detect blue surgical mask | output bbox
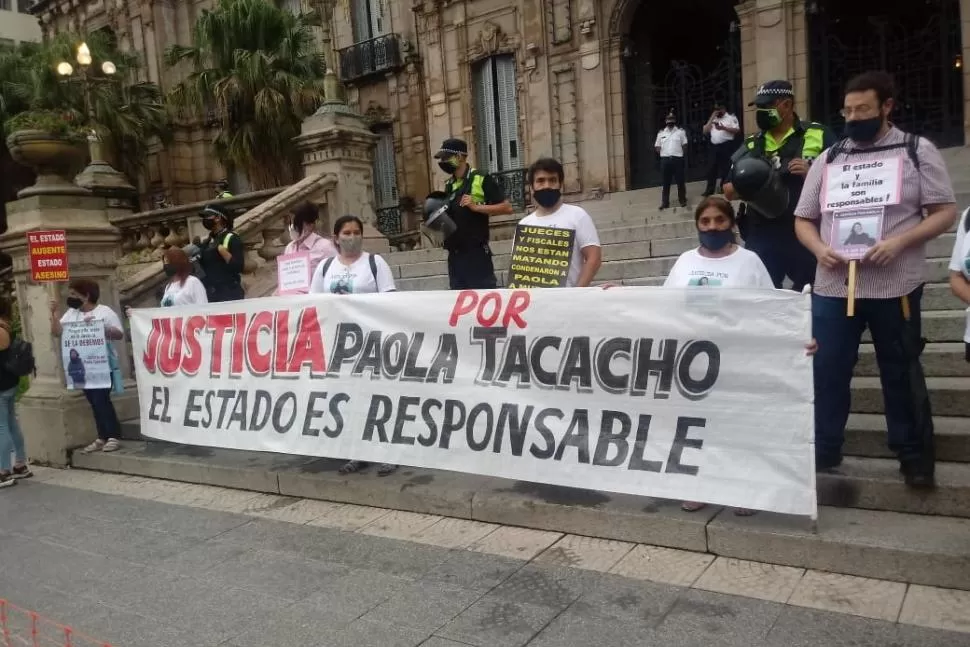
[698,229,734,251]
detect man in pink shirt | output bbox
[794,71,957,488]
[277,202,337,294]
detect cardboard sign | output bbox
[822,156,903,211]
[507,224,576,288]
[830,207,884,261]
[61,319,111,390]
[276,252,312,295]
[27,230,68,282]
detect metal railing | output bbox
[492,168,529,210]
[338,34,403,82]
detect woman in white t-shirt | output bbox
[607,196,816,515]
[50,279,126,453]
[947,206,970,360]
[159,247,209,307]
[309,214,397,476]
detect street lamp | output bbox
[55,41,134,196]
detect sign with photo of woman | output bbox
[830,207,884,260]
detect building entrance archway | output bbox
[807,0,964,148]
[622,0,741,190]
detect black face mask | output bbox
[755,108,782,131]
[438,160,458,174]
[844,117,883,143]
[163,264,177,277]
[533,188,561,209]
[66,296,83,310]
[698,229,734,251]
[202,216,217,231]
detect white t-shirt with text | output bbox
[664,246,774,289]
[309,252,396,295]
[161,275,209,307]
[60,304,124,332]
[518,203,601,287]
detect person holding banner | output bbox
[309,215,398,475]
[794,71,957,487]
[276,202,336,295]
[514,157,602,287]
[0,298,31,488]
[50,280,126,454]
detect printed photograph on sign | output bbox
[507,224,576,288]
[822,156,903,212]
[61,319,111,390]
[830,207,884,260]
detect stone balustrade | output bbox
[118,172,339,308]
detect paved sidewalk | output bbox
[0,471,967,647]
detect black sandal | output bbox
[377,463,398,477]
[339,460,368,475]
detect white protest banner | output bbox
[131,288,817,517]
[62,319,111,390]
[822,156,903,211]
[276,251,312,295]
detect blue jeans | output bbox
[812,285,927,467]
[84,388,120,441]
[0,386,25,472]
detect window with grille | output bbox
[351,0,384,43]
[473,54,521,173]
[372,127,398,209]
[0,0,12,12]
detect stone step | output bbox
[817,456,970,517]
[845,413,970,462]
[858,308,964,343]
[856,342,970,377]
[707,505,970,591]
[70,440,970,590]
[851,376,970,417]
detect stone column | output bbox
[295,75,389,253]
[735,0,809,133]
[0,191,138,467]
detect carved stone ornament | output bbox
[363,102,393,126]
[479,21,503,56]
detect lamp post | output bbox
[56,42,135,196]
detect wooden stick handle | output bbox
[901,294,911,321]
[847,260,858,317]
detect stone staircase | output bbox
[74,153,970,591]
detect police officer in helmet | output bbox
[723,80,836,290]
[198,204,245,302]
[434,138,513,289]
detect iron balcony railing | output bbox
[338,34,403,83]
[376,206,403,236]
[492,168,529,210]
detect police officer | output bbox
[723,80,836,290]
[215,180,233,200]
[434,138,513,289]
[198,205,245,302]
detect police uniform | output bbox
[198,207,245,302]
[728,81,836,290]
[435,138,506,290]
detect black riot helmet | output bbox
[731,157,790,220]
[423,191,458,238]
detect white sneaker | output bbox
[81,439,105,454]
[0,474,16,489]
[102,438,121,452]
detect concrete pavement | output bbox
[0,469,967,647]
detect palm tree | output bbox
[165,0,327,190]
[0,42,40,233]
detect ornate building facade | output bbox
[28,0,970,230]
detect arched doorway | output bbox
[622,0,742,190]
[807,0,964,148]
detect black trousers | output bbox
[447,245,498,290]
[660,157,686,206]
[84,388,120,441]
[209,282,245,303]
[705,141,735,193]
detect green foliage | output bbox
[165,0,327,189]
[9,300,28,400]
[4,109,87,143]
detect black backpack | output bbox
[0,323,36,378]
[825,132,921,169]
[319,254,381,291]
